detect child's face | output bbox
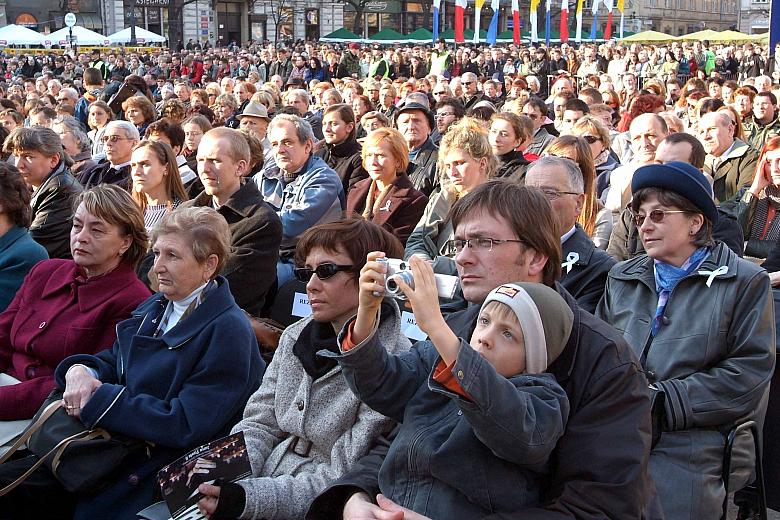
[470,305,526,378]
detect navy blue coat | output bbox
[55,276,265,520]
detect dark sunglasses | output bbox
[582,135,601,144]
[293,263,354,282]
[630,209,687,227]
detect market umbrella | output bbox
[715,30,754,43]
[107,27,166,44]
[677,29,722,41]
[406,28,434,43]
[368,28,407,43]
[320,28,362,42]
[45,26,109,46]
[0,24,44,46]
[619,30,676,43]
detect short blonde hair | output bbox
[361,127,409,174]
[202,127,250,164]
[439,117,498,179]
[150,206,231,277]
[571,115,611,146]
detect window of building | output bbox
[278,6,293,40]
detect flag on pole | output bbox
[574,0,584,42]
[432,0,441,42]
[604,0,613,40]
[589,0,600,41]
[512,0,521,44]
[487,0,500,44]
[545,0,551,45]
[530,0,540,42]
[560,0,569,42]
[455,0,466,42]
[474,0,486,43]
[617,0,625,39]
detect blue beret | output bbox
[631,161,718,224]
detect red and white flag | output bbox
[455,0,467,42]
[560,0,569,42]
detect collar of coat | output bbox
[126,276,234,348]
[608,241,738,290]
[706,138,751,167]
[40,260,145,314]
[190,179,264,219]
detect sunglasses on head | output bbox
[293,263,354,282]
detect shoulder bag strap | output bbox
[0,399,62,466]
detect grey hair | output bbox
[287,89,310,106]
[528,155,584,194]
[59,88,79,103]
[526,76,541,87]
[52,116,91,153]
[105,120,141,141]
[268,113,315,144]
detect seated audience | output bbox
[80,120,140,189]
[318,104,367,192]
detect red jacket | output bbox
[0,259,150,420]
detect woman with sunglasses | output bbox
[597,161,774,520]
[571,116,620,202]
[196,217,411,520]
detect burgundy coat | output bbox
[346,174,428,246]
[0,259,150,420]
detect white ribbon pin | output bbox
[380,200,392,212]
[561,252,579,274]
[697,265,728,287]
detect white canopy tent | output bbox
[44,26,109,46]
[107,27,166,44]
[0,24,44,46]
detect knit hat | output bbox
[478,283,573,374]
[631,160,719,224]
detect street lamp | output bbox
[130,0,138,46]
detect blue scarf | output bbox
[651,247,710,336]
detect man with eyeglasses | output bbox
[80,121,139,190]
[608,132,744,261]
[526,156,615,312]
[459,72,484,112]
[523,98,556,156]
[431,99,464,146]
[307,180,659,520]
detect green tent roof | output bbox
[369,28,406,41]
[406,28,434,42]
[320,28,361,41]
[496,29,516,41]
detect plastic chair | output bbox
[721,420,767,520]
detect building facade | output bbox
[737,0,770,34]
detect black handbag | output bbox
[0,389,146,495]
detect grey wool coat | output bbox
[231,301,412,519]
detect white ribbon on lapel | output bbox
[697,265,728,287]
[561,252,579,274]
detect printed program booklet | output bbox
[154,432,252,520]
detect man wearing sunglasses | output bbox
[80,121,139,189]
[608,132,744,262]
[308,180,660,520]
[459,72,484,112]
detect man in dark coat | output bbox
[394,102,439,197]
[526,156,615,313]
[306,180,661,520]
[181,127,282,317]
[79,121,139,189]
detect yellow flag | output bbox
[476,0,486,7]
[531,0,540,11]
[617,0,624,11]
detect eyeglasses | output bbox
[293,263,354,282]
[582,135,601,144]
[462,81,473,86]
[523,112,539,120]
[433,91,447,96]
[630,209,687,227]
[443,238,525,256]
[435,112,455,118]
[540,188,581,200]
[100,135,133,144]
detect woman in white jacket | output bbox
[197,218,412,520]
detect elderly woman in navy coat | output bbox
[0,206,265,520]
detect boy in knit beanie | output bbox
[333,276,573,518]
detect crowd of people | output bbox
[0,34,778,520]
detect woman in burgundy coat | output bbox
[347,127,428,246]
[0,185,150,424]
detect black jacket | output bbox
[316,136,367,193]
[30,162,83,259]
[408,137,439,197]
[559,225,616,314]
[181,181,282,316]
[80,160,131,190]
[495,150,530,183]
[307,285,659,520]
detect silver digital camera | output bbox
[377,258,459,300]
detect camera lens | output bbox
[385,271,414,297]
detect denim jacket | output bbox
[257,154,345,254]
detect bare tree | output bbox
[258,0,294,45]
